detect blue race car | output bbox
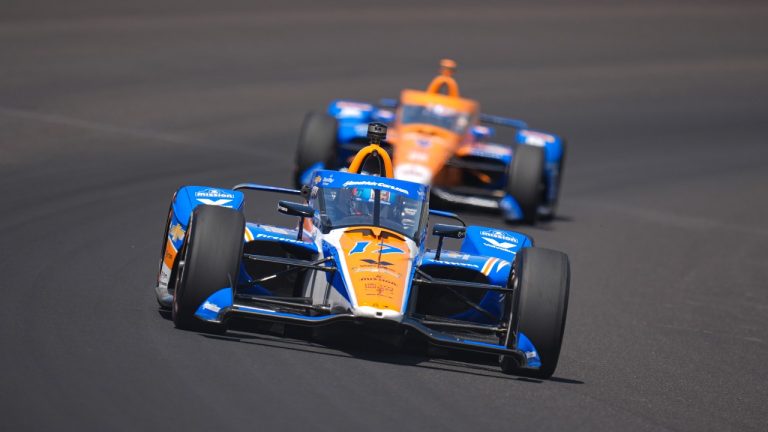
[157,123,571,377]
[294,60,567,224]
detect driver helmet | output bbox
[346,188,395,216]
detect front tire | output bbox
[172,205,245,333]
[501,247,570,378]
[155,204,176,309]
[506,144,545,224]
[294,112,338,188]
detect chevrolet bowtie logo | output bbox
[169,223,185,242]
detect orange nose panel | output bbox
[339,228,411,312]
[392,127,461,180]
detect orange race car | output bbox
[294,60,567,224]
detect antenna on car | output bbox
[347,123,394,178]
[439,58,457,77]
[426,58,460,97]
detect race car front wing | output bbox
[193,253,530,368]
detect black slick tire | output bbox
[172,205,245,333]
[506,144,545,224]
[541,138,568,221]
[501,247,570,379]
[294,112,338,188]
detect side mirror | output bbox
[433,224,466,239]
[278,201,314,218]
[278,201,314,240]
[432,224,466,260]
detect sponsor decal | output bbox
[525,351,537,359]
[442,251,471,261]
[260,225,292,235]
[339,107,363,117]
[341,180,409,196]
[313,175,322,185]
[469,143,511,158]
[255,233,305,244]
[480,230,519,252]
[359,276,398,285]
[435,260,480,269]
[480,229,518,242]
[520,130,555,147]
[195,188,235,199]
[336,101,372,119]
[158,265,171,287]
[360,276,398,293]
[202,301,221,313]
[352,266,402,279]
[364,283,393,298]
[337,101,373,110]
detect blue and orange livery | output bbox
[155,125,571,378]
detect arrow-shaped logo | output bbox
[197,198,233,207]
[483,237,516,249]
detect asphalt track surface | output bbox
[2,1,767,430]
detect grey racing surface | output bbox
[1,1,767,430]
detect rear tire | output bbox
[541,138,568,221]
[500,247,570,378]
[172,205,245,333]
[294,112,338,188]
[506,144,545,224]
